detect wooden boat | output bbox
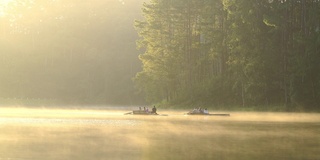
[124,110,162,115]
[186,112,230,116]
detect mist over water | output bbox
[0,107,319,160]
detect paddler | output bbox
[151,106,157,114]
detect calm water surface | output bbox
[0,108,319,160]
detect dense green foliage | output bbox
[0,0,146,105]
[135,0,320,110]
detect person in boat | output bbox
[151,106,157,114]
[203,108,209,114]
[191,108,200,114]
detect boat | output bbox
[124,110,168,116]
[124,110,158,115]
[124,106,167,116]
[186,112,230,116]
[185,109,230,116]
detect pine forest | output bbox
[134,0,320,110]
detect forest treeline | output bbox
[0,0,146,105]
[135,0,320,110]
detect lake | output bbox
[0,107,319,160]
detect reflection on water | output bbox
[0,117,140,126]
[0,108,319,160]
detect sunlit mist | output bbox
[0,108,320,160]
[0,0,145,105]
[0,0,13,17]
[0,0,320,159]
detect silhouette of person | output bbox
[152,106,157,114]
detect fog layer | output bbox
[1,108,319,160]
